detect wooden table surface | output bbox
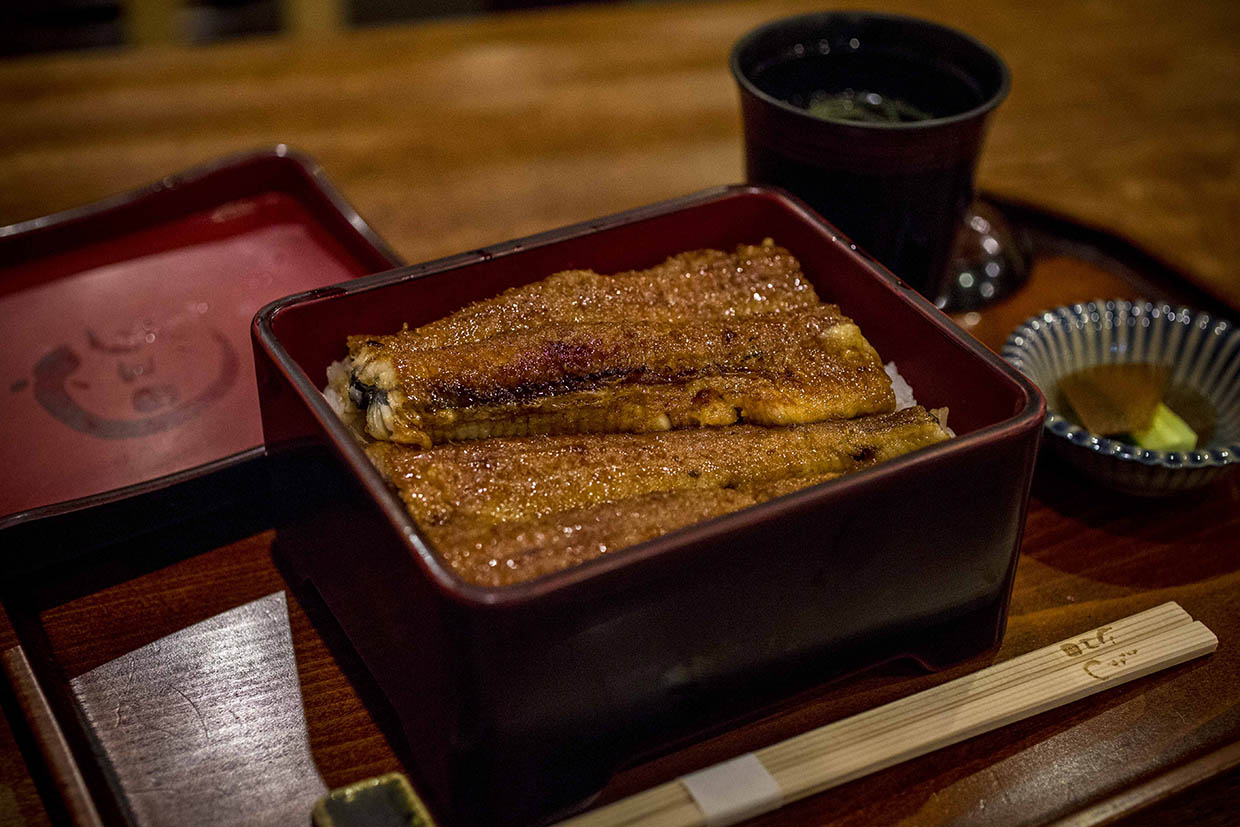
[2,1,1239,825]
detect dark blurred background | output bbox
[0,0,593,56]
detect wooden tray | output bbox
[2,197,1238,827]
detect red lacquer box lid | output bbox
[0,147,401,568]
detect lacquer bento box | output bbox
[251,185,1044,825]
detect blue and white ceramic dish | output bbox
[1003,300,1239,496]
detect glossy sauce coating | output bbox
[336,244,952,586]
[367,406,947,525]
[349,242,820,352]
[336,242,893,446]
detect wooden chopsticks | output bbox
[560,602,1216,827]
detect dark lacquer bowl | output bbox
[252,185,1044,825]
[1003,300,1239,496]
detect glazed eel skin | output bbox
[362,243,820,351]
[428,482,839,588]
[329,242,953,586]
[366,406,951,586]
[330,243,894,447]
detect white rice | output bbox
[885,362,916,411]
[323,358,351,418]
[886,361,954,436]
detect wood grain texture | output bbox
[0,0,1236,307]
[14,450,1240,827]
[1109,760,1240,827]
[566,605,1218,827]
[1,648,102,827]
[68,593,326,827]
[27,534,403,792]
[0,603,54,827]
[1052,740,1240,826]
[2,0,1239,824]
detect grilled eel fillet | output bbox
[428,476,843,587]
[340,304,894,446]
[353,242,819,352]
[328,242,881,447]
[368,406,950,586]
[365,406,950,529]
